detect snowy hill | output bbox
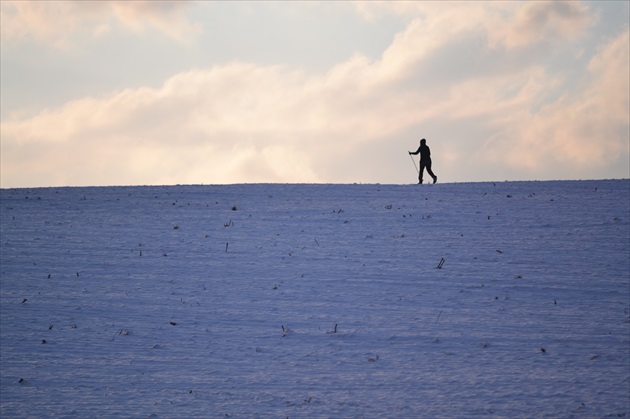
[1,180,629,418]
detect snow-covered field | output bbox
[1,180,628,418]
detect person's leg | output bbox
[425,160,437,183]
[419,161,426,184]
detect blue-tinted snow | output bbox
[1,180,629,417]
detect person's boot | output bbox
[433,176,437,184]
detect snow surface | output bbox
[1,180,629,418]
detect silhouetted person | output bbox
[409,138,437,184]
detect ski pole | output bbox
[409,154,419,174]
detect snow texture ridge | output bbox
[1,180,629,418]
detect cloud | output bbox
[482,29,629,177]
[109,1,202,43]
[0,0,200,48]
[489,0,594,49]
[355,1,593,49]
[0,64,327,186]
[1,2,627,187]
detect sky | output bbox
[1,1,628,188]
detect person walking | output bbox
[409,138,437,184]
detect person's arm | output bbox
[409,146,421,155]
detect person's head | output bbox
[420,138,426,145]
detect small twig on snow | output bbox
[434,310,443,326]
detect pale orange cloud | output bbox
[0,0,200,48]
[355,1,594,50]
[482,29,629,175]
[490,0,593,49]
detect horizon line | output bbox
[2,178,629,191]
